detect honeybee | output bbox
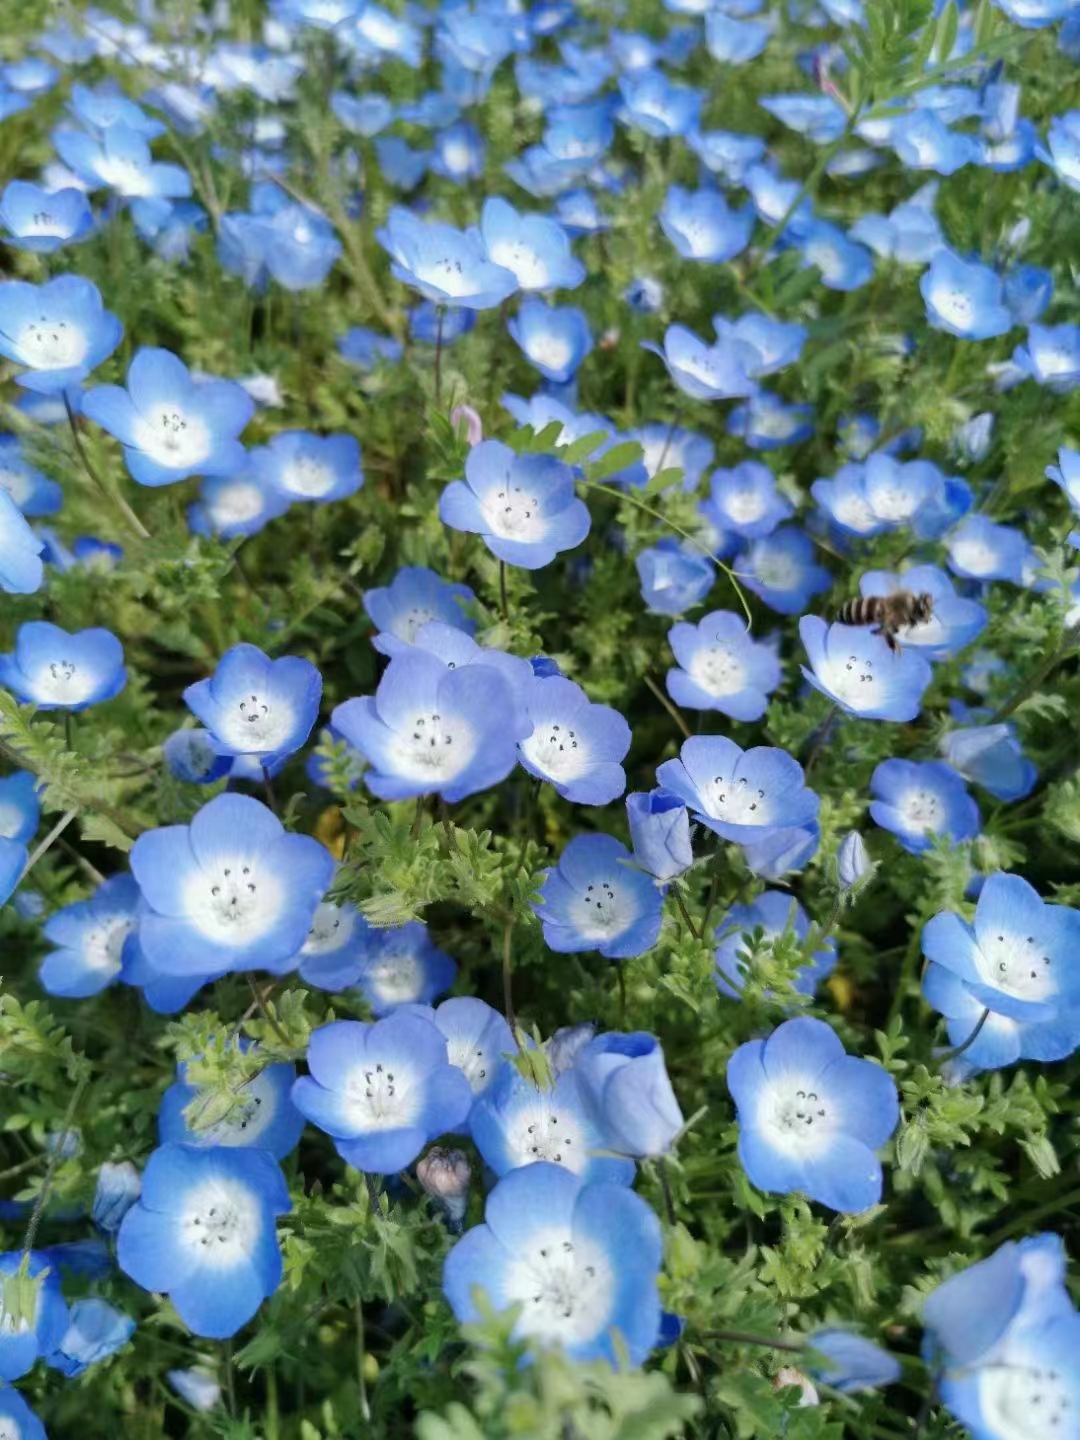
[836,590,933,654]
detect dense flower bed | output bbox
[1,0,1080,1436]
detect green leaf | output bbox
[588,440,645,481]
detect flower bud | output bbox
[626,789,692,881]
[92,1161,141,1234]
[837,831,870,890]
[575,1031,684,1159]
[417,1147,471,1230]
[167,1368,221,1412]
[450,404,483,446]
[774,1367,819,1407]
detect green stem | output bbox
[672,886,701,941]
[501,917,516,1033]
[992,622,1080,723]
[63,393,150,541]
[643,673,692,739]
[355,1300,371,1423]
[23,1068,89,1256]
[756,113,860,256]
[939,1007,990,1064]
[19,809,79,884]
[697,1328,805,1355]
[499,559,509,621]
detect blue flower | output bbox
[336,326,403,371]
[357,922,458,1016]
[850,182,944,263]
[39,872,141,999]
[0,435,62,515]
[444,1162,661,1364]
[658,185,754,263]
[761,93,847,143]
[0,621,126,711]
[890,109,981,174]
[517,675,630,805]
[940,721,1037,801]
[628,425,714,493]
[796,220,874,292]
[688,128,766,184]
[429,996,514,1115]
[159,1055,305,1160]
[0,1251,68,1378]
[48,1297,135,1377]
[1013,322,1080,392]
[736,526,832,615]
[163,728,233,784]
[373,136,430,192]
[117,1144,290,1339]
[472,1060,636,1184]
[0,489,43,594]
[82,347,254,487]
[636,538,714,616]
[0,1390,45,1439]
[248,430,362,504]
[922,872,1080,1070]
[657,735,819,844]
[626,789,692,881]
[439,440,589,569]
[705,10,772,62]
[870,760,981,855]
[573,1031,684,1159]
[705,461,793,538]
[92,1160,141,1234]
[332,650,526,803]
[166,1367,220,1412]
[188,469,290,539]
[1004,263,1053,325]
[946,514,1034,583]
[293,897,371,990]
[800,617,933,722]
[617,70,700,138]
[330,90,393,136]
[258,200,342,291]
[0,274,122,394]
[727,1016,899,1212]
[555,188,609,236]
[373,621,533,726]
[806,1330,901,1393]
[55,123,191,199]
[728,390,815,450]
[1047,445,1080,511]
[478,196,584,291]
[0,180,93,253]
[290,1012,473,1172]
[838,831,871,889]
[642,324,759,401]
[856,564,986,658]
[923,1233,1080,1439]
[1039,109,1080,190]
[714,891,837,1000]
[377,206,517,309]
[432,120,486,182]
[920,250,1013,339]
[365,565,477,650]
[508,299,592,383]
[532,833,664,960]
[130,792,334,978]
[184,643,321,771]
[666,610,782,720]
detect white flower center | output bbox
[181,858,284,944]
[0,802,23,839]
[96,155,155,196]
[342,1058,419,1131]
[133,405,213,469]
[950,537,996,576]
[364,942,423,1005]
[486,240,549,289]
[416,251,477,299]
[0,1280,38,1337]
[0,464,31,507]
[481,483,545,540]
[390,709,476,781]
[15,315,88,370]
[199,1071,276,1146]
[932,286,975,330]
[82,915,134,976]
[567,875,638,941]
[761,1081,835,1156]
[505,1101,586,1171]
[979,1359,1073,1440]
[901,788,943,832]
[302,903,356,955]
[212,480,264,526]
[975,928,1055,1003]
[397,606,435,642]
[754,549,797,590]
[217,689,294,753]
[24,208,65,237]
[29,656,99,705]
[701,770,772,825]
[820,648,878,707]
[725,489,766,524]
[446,1036,493,1093]
[689,644,747,697]
[180,1177,261,1266]
[524,331,574,372]
[280,456,334,498]
[520,722,588,782]
[1034,344,1076,378]
[503,1227,614,1345]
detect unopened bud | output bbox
[417,1147,471,1230]
[546,1021,597,1075]
[451,404,483,446]
[774,1367,819,1407]
[92,1161,141,1234]
[837,831,871,891]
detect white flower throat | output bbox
[182,1178,259,1266]
[134,404,212,467]
[503,1227,613,1345]
[17,313,88,369]
[706,771,769,824]
[221,688,293,751]
[521,721,586,781]
[976,929,1055,1003]
[980,1358,1073,1440]
[483,480,544,539]
[691,645,746,697]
